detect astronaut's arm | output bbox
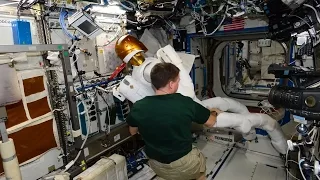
[129,126,139,135]
[204,113,218,127]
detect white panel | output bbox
[194,139,286,180]
[249,41,261,54]
[195,140,234,177]
[252,164,286,180]
[0,26,13,45]
[0,148,64,180]
[129,139,287,180]
[262,41,285,56]
[74,158,117,180]
[214,150,257,180]
[0,65,21,106]
[96,34,122,74]
[109,154,128,180]
[245,136,283,167]
[77,39,99,72]
[95,15,123,74]
[0,15,39,45]
[50,29,72,45]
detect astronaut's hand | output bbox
[209,108,223,115]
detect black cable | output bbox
[71,51,85,93]
[307,29,317,70]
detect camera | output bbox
[267,64,320,120]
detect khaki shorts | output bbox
[149,147,206,180]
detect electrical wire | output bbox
[286,132,298,179]
[140,19,159,28]
[288,15,313,30]
[72,54,80,66]
[96,25,122,47]
[287,169,301,180]
[119,0,136,11]
[105,98,111,133]
[52,108,65,113]
[287,160,299,165]
[299,159,307,180]
[97,90,112,134]
[17,0,39,14]
[303,4,320,24]
[59,8,79,41]
[0,2,19,7]
[203,5,228,36]
[62,92,96,173]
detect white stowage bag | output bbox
[0,65,21,106]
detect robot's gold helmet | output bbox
[115,34,148,66]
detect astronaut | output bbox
[113,34,288,155]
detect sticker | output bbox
[114,134,120,142]
[99,49,103,54]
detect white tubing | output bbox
[0,138,22,180]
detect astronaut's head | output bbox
[150,62,180,94]
[115,34,148,66]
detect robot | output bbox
[113,34,288,155]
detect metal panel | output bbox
[0,45,84,171]
[196,139,287,180]
[252,164,286,180]
[0,44,68,53]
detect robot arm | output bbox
[156,45,196,100]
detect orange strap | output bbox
[108,63,126,80]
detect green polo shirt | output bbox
[126,93,210,164]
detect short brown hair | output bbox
[150,63,180,90]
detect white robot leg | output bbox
[201,97,249,114]
[201,97,256,140]
[201,97,288,154]
[216,111,287,154]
